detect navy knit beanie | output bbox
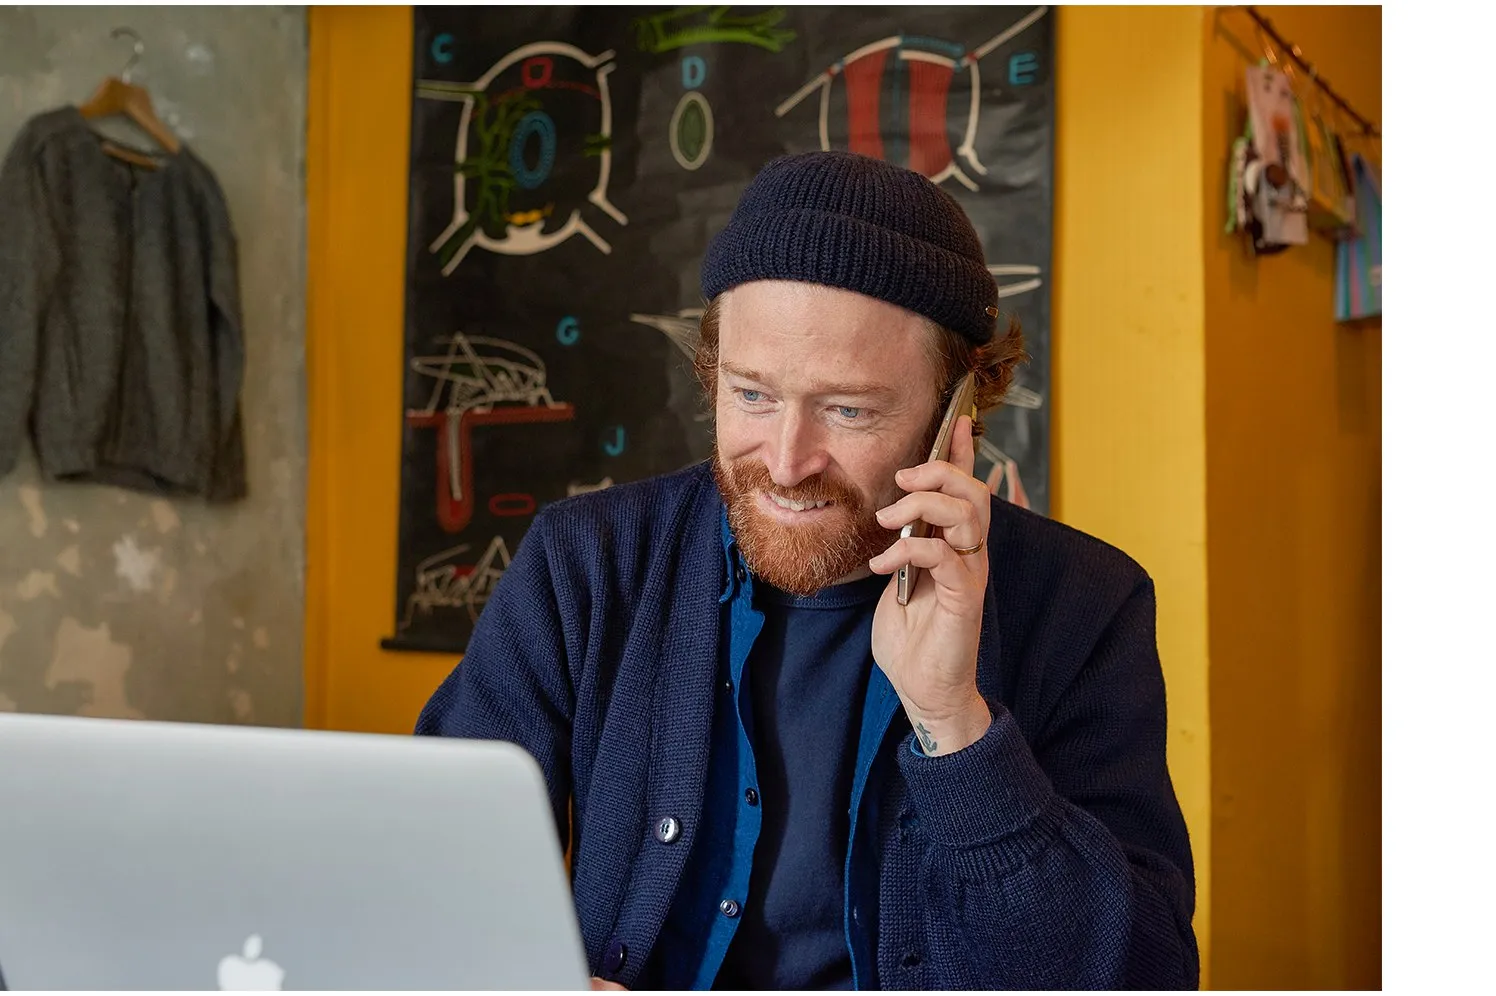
[700,150,999,345]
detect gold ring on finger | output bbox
[950,538,985,557]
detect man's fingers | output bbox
[949,414,977,479]
[889,427,991,551]
[868,536,981,593]
[590,979,628,991]
[895,450,989,517]
[875,491,974,535]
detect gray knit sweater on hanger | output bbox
[0,107,246,501]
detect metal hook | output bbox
[111,26,144,84]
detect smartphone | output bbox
[897,372,978,606]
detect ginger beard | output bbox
[713,456,895,598]
[712,398,947,599]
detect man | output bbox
[416,150,1198,991]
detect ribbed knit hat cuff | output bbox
[701,208,997,345]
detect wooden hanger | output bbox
[78,27,181,162]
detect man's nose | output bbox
[766,410,829,487]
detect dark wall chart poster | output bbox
[385,5,1056,653]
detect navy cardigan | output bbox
[415,461,1199,990]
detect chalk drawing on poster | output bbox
[487,493,538,517]
[568,477,614,496]
[988,262,1044,299]
[400,535,513,632]
[410,333,565,413]
[774,6,1049,190]
[599,426,624,456]
[628,308,713,424]
[978,437,1031,510]
[628,307,703,358]
[391,6,1056,654]
[637,10,798,174]
[418,42,627,273]
[407,333,577,533]
[1003,382,1043,411]
[632,7,797,53]
[669,91,715,171]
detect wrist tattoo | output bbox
[915,721,938,755]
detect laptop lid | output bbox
[0,712,589,991]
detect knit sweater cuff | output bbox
[897,697,1056,851]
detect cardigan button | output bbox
[719,899,741,918]
[602,937,628,975]
[654,816,681,844]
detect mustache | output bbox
[723,460,862,506]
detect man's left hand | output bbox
[868,414,993,756]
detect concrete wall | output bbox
[0,7,308,727]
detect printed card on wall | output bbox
[386,5,1057,653]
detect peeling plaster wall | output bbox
[0,7,307,727]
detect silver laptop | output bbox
[0,712,590,991]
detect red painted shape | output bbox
[406,403,576,533]
[543,80,601,99]
[488,493,537,517]
[496,80,601,104]
[842,49,887,161]
[463,405,576,427]
[522,56,553,88]
[907,58,956,178]
[401,409,475,534]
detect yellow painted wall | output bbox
[1052,5,1213,981]
[1201,6,1382,989]
[304,5,454,733]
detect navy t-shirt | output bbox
[714,571,886,990]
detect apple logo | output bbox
[217,934,285,991]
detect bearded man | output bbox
[415,150,1198,991]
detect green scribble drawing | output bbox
[582,132,612,158]
[431,89,541,269]
[634,6,796,54]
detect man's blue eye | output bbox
[742,390,763,403]
[838,406,861,419]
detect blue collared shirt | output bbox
[650,511,904,990]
